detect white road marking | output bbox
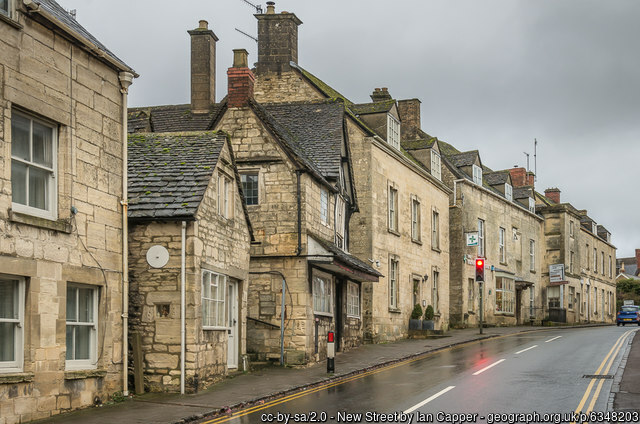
[545,336,562,343]
[515,345,538,354]
[472,358,506,375]
[403,386,456,414]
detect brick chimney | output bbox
[188,20,218,113]
[398,99,421,131]
[256,2,302,75]
[227,49,255,108]
[636,249,640,269]
[509,167,527,187]
[371,87,392,102]
[545,188,561,204]
[526,171,535,187]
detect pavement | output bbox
[33,324,638,424]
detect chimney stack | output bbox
[188,20,218,113]
[256,2,302,75]
[509,167,527,187]
[544,188,561,204]
[371,87,392,102]
[398,98,421,131]
[227,49,255,108]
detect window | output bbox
[202,270,226,328]
[576,291,582,315]
[472,164,482,186]
[387,114,400,150]
[593,248,597,273]
[548,286,560,309]
[609,255,612,278]
[570,251,574,273]
[529,240,535,271]
[432,271,439,313]
[601,252,605,276]
[430,150,441,180]
[240,173,258,206]
[347,282,360,317]
[66,284,98,369]
[477,219,485,257]
[217,172,232,218]
[320,188,329,225]
[313,271,333,316]
[388,185,398,232]
[568,286,575,310]
[505,183,513,201]
[499,227,506,263]
[1,0,10,17]
[495,277,514,314]
[569,221,574,237]
[468,278,475,312]
[411,198,421,242]
[586,244,590,269]
[528,197,535,213]
[335,195,346,249]
[11,111,57,220]
[0,276,24,372]
[529,286,535,318]
[389,258,399,309]
[593,287,598,314]
[431,211,440,250]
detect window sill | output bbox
[499,261,507,266]
[203,327,227,332]
[529,270,536,274]
[64,369,106,380]
[388,307,401,314]
[0,12,23,29]
[411,238,422,246]
[432,246,441,254]
[9,210,72,233]
[314,312,334,319]
[346,315,361,320]
[0,372,34,384]
[388,228,400,237]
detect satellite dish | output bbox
[146,245,169,268]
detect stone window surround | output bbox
[431,207,440,252]
[432,266,440,315]
[498,227,506,264]
[388,254,400,312]
[0,275,25,373]
[65,283,99,371]
[529,239,536,273]
[387,181,399,236]
[410,194,421,244]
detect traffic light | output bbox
[475,258,485,282]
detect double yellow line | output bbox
[572,329,637,423]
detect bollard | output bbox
[327,331,335,373]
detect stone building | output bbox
[126,131,252,392]
[248,4,452,340]
[1,0,135,421]
[537,189,616,324]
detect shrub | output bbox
[411,304,423,320]
[424,305,434,320]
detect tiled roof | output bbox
[484,171,510,186]
[350,100,396,115]
[128,103,226,134]
[128,132,225,220]
[436,139,462,157]
[513,186,533,200]
[448,151,479,168]
[37,0,133,72]
[262,100,344,179]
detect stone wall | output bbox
[1,8,127,422]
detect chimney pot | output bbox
[233,49,249,68]
[227,50,255,108]
[199,20,208,29]
[266,1,275,14]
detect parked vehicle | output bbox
[616,305,640,326]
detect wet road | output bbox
[200,327,638,424]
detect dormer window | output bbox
[387,114,400,150]
[505,183,513,201]
[472,164,482,185]
[1,0,9,16]
[528,197,535,213]
[592,223,597,234]
[430,150,441,180]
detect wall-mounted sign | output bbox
[466,232,479,246]
[549,264,565,283]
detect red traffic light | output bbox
[328,331,334,343]
[475,259,484,267]
[475,258,485,282]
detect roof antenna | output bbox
[534,138,538,182]
[239,0,263,14]
[235,28,258,43]
[523,151,530,172]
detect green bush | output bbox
[411,304,423,319]
[424,305,434,320]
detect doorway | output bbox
[227,280,238,369]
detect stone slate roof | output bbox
[37,0,133,72]
[513,186,534,200]
[312,237,383,278]
[401,138,437,150]
[484,171,510,186]
[128,103,227,134]
[350,100,396,115]
[448,151,479,168]
[262,100,344,179]
[128,132,225,220]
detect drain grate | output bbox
[583,374,614,379]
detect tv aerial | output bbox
[240,0,262,14]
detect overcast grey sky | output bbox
[59,0,639,258]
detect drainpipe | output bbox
[118,71,134,397]
[181,221,187,394]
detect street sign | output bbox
[549,264,565,283]
[466,232,479,246]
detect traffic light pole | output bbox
[479,281,484,334]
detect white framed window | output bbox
[386,114,400,150]
[389,257,399,309]
[217,172,232,218]
[495,277,514,314]
[312,270,333,316]
[1,0,11,17]
[411,198,421,242]
[320,188,329,225]
[586,244,590,269]
[505,183,513,201]
[570,251,574,273]
[499,227,506,263]
[529,286,535,318]
[472,164,482,186]
[11,110,58,220]
[432,271,439,313]
[568,286,575,310]
[66,284,98,370]
[609,255,612,278]
[335,195,346,250]
[202,270,226,329]
[388,185,398,232]
[528,197,535,213]
[529,240,535,271]
[347,282,360,318]
[0,275,25,372]
[592,222,597,234]
[548,285,560,309]
[240,172,259,206]
[601,252,605,276]
[430,150,441,180]
[477,219,485,257]
[593,248,597,273]
[431,210,440,250]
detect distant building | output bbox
[616,249,640,282]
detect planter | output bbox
[422,320,434,330]
[409,319,422,330]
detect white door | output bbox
[227,281,238,369]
